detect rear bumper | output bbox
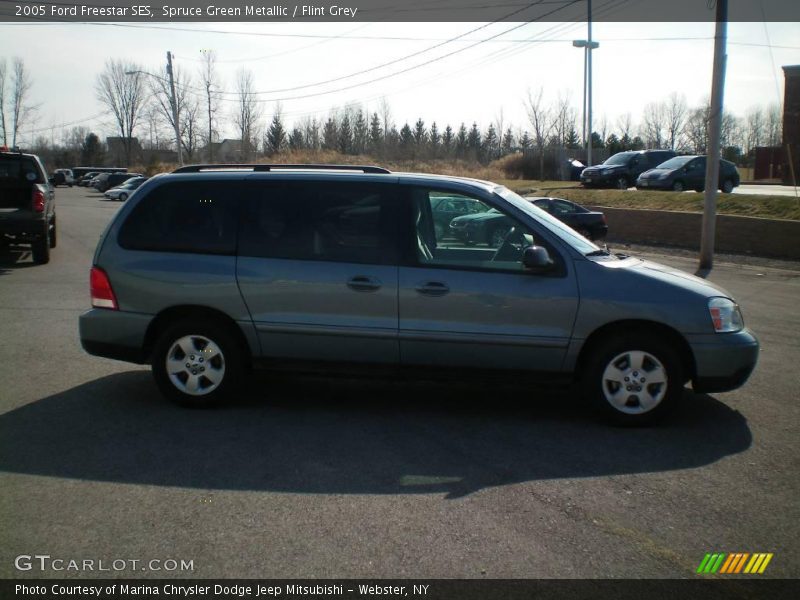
[689,329,759,393]
[0,217,47,241]
[79,308,153,364]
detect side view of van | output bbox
[79,165,758,424]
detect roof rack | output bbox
[172,164,391,174]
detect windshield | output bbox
[495,187,600,255]
[603,153,634,166]
[656,156,693,170]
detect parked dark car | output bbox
[449,207,512,247]
[0,150,56,263]
[529,197,607,241]
[431,194,489,238]
[580,150,677,189]
[95,172,141,193]
[636,156,740,193]
[51,168,74,187]
[78,171,99,186]
[72,167,127,183]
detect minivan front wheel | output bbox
[152,320,244,407]
[583,335,684,425]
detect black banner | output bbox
[2,0,800,23]
[2,579,799,600]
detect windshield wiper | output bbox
[585,249,611,257]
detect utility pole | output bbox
[587,0,593,166]
[699,0,728,270]
[166,51,184,166]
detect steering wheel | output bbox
[492,226,525,262]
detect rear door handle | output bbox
[415,281,450,297]
[347,276,381,292]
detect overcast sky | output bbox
[2,19,799,146]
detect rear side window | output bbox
[0,155,43,183]
[118,181,238,255]
[239,181,397,265]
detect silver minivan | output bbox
[79,165,758,424]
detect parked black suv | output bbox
[0,150,56,264]
[96,172,141,193]
[580,150,677,189]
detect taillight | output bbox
[32,188,45,212]
[90,267,118,310]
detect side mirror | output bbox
[522,245,554,273]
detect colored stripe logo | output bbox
[697,552,773,574]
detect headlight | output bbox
[708,297,743,332]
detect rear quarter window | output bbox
[0,156,44,183]
[118,181,238,255]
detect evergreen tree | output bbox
[482,125,498,162]
[605,133,623,155]
[265,112,286,155]
[369,112,382,154]
[501,128,514,154]
[631,135,645,150]
[81,132,104,165]
[590,132,604,150]
[288,127,304,151]
[339,113,353,154]
[353,109,368,155]
[565,127,580,149]
[413,118,427,149]
[322,117,338,150]
[398,122,414,158]
[519,131,531,150]
[455,123,468,158]
[442,125,454,157]
[429,122,441,158]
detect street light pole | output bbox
[573,36,599,165]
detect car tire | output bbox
[721,179,734,194]
[119,193,128,202]
[615,176,629,190]
[49,216,57,249]
[582,333,684,426]
[672,181,685,192]
[31,224,50,264]
[152,319,246,408]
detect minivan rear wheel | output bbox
[583,334,684,425]
[152,320,244,407]
[721,179,734,193]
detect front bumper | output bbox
[581,172,619,187]
[689,328,759,393]
[636,178,671,189]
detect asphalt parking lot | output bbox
[1,186,798,579]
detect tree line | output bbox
[6,55,784,171]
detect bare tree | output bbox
[744,106,765,155]
[551,92,576,148]
[765,103,782,146]
[0,58,7,146]
[664,92,688,150]
[199,49,220,161]
[379,97,392,143]
[96,59,146,165]
[684,105,710,154]
[524,87,554,180]
[616,112,634,146]
[10,58,35,148]
[232,68,262,160]
[642,101,667,148]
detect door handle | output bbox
[347,276,381,292]
[415,281,450,297]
